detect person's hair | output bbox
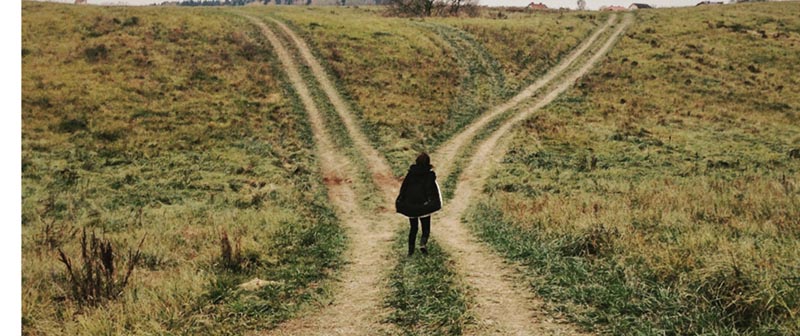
[416,152,431,168]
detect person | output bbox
[395,152,442,256]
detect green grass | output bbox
[385,228,472,335]
[23,2,800,334]
[254,14,384,211]
[444,10,608,94]
[22,2,345,334]
[439,19,622,200]
[259,6,601,175]
[467,2,800,334]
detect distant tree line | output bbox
[173,0,269,5]
[172,0,305,5]
[387,0,478,16]
[166,0,455,7]
[168,0,434,6]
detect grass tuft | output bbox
[57,229,144,307]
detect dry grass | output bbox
[23,1,800,334]
[445,11,607,93]
[259,6,602,174]
[22,2,344,334]
[469,2,800,334]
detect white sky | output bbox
[38,0,708,9]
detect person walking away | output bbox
[395,152,442,256]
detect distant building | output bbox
[696,1,723,5]
[600,5,627,11]
[528,2,548,10]
[75,0,88,4]
[628,3,653,9]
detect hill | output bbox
[21,2,600,334]
[21,2,346,334]
[468,2,800,334]
[21,1,800,334]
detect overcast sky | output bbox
[41,0,708,10]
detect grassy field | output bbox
[254,14,385,211]
[22,2,345,334]
[444,10,608,95]
[467,2,800,334]
[265,7,603,175]
[244,10,602,332]
[22,1,800,334]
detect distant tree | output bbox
[577,0,586,10]
[388,0,475,17]
[447,0,473,15]
[388,0,435,16]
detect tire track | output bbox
[268,17,401,203]
[434,14,634,335]
[433,14,617,183]
[415,21,507,139]
[243,16,397,336]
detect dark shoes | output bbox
[408,246,428,256]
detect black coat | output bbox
[395,164,442,218]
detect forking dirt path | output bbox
[247,12,632,335]
[433,13,633,335]
[433,14,616,181]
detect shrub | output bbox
[57,229,145,306]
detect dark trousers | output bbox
[408,216,430,255]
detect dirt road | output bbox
[433,15,617,182]
[245,16,397,336]
[247,12,632,335]
[433,13,633,335]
